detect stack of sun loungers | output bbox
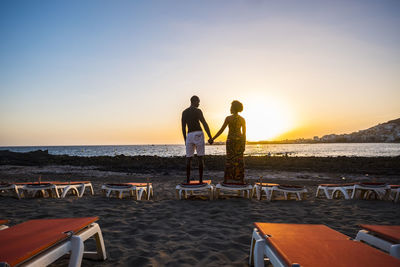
[0,217,107,267]
[0,181,94,199]
[249,222,400,267]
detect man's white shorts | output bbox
[186,131,205,157]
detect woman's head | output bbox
[230,100,243,114]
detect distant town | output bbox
[247,118,400,144]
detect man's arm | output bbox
[181,113,187,142]
[199,110,212,140]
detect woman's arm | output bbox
[212,117,229,141]
[242,118,246,142]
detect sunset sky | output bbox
[1,0,399,145]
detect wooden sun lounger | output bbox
[101,182,153,200]
[175,180,214,200]
[356,224,400,259]
[249,223,400,267]
[0,217,106,267]
[215,182,253,199]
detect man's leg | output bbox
[186,157,192,183]
[198,156,204,183]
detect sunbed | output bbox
[253,182,279,200]
[316,183,356,199]
[215,182,253,199]
[15,181,94,199]
[268,185,308,201]
[0,217,106,267]
[0,183,20,199]
[249,222,400,267]
[53,181,94,198]
[101,182,153,200]
[355,224,400,259]
[351,182,391,200]
[0,220,9,230]
[175,180,214,200]
[21,183,59,198]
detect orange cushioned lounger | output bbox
[250,223,400,267]
[356,224,400,259]
[176,180,214,200]
[0,220,9,225]
[360,225,400,243]
[0,217,106,266]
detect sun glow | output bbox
[241,96,294,141]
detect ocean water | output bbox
[1,143,400,157]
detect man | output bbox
[181,95,213,183]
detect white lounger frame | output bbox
[175,183,214,200]
[355,230,400,259]
[268,186,308,201]
[316,184,354,199]
[101,184,153,200]
[249,228,298,267]
[351,184,391,200]
[57,183,95,198]
[0,184,21,199]
[215,184,253,199]
[390,187,400,203]
[21,184,60,198]
[21,222,106,267]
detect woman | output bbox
[210,100,246,183]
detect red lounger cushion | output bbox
[319,183,356,187]
[53,181,91,185]
[359,224,400,243]
[181,180,211,186]
[255,183,279,187]
[254,223,400,267]
[0,220,9,225]
[0,217,98,266]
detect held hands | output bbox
[208,138,214,145]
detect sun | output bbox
[241,96,294,141]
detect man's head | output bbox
[190,95,200,107]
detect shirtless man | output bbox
[181,96,213,183]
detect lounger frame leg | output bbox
[79,223,107,260]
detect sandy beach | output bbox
[1,161,400,267]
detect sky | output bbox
[0,0,399,145]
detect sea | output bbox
[1,143,400,158]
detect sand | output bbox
[1,165,400,266]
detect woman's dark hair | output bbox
[231,100,243,113]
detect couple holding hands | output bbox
[181,95,246,184]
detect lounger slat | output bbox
[360,224,400,243]
[0,217,98,266]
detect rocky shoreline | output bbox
[1,150,399,175]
